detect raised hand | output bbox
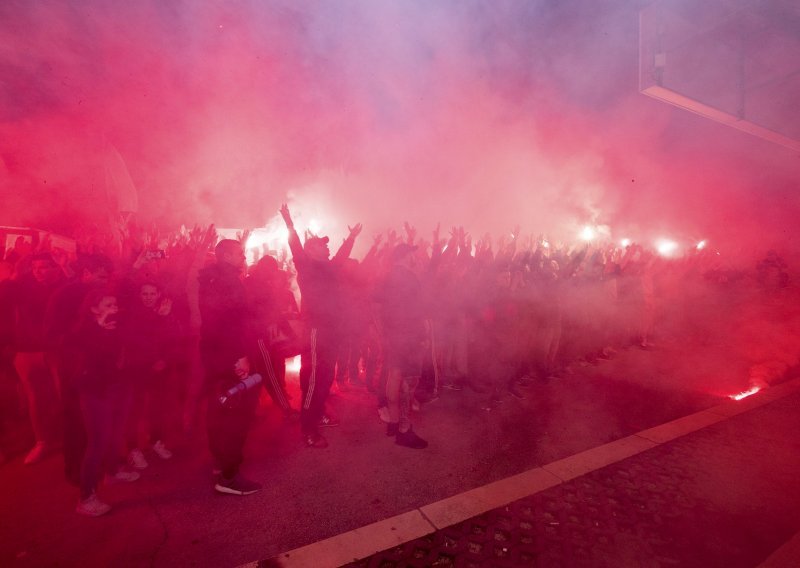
[201,224,217,251]
[458,227,468,248]
[279,204,294,229]
[403,221,417,244]
[157,298,173,316]
[348,223,363,239]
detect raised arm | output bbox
[361,233,383,266]
[333,223,363,263]
[279,204,305,262]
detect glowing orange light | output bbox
[580,226,596,241]
[729,386,761,401]
[620,238,631,247]
[697,240,707,250]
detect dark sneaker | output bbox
[214,474,261,496]
[396,428,428,449]
[304,433,329,449]
[386,422,399,437]
[318,414,340,428]
[442,381,463,391]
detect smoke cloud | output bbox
[1,0,798,258]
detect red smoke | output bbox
[1,0,798,260]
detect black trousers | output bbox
[299,327,339,436]
[206,386,258,479]
[62,383,86,486]
[255,339,291,412]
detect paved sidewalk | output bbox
[267,380,800,567]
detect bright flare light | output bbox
[656,239,678,257]
[696,240,707,250]
[286,356,301,374]
[308,218,322,235]
[242,224,290,265]
[729,386,761,401]
[580,226,596,241]
[620,238,631,247]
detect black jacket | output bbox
[198,262,250,377]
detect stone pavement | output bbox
[266,380,800,568]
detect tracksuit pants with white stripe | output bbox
[299,327,339,436]
[255,339,292,413]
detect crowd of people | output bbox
[0,210,787,516]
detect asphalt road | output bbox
[0,346,722,567]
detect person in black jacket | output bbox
[375,244,428,449]
[198,239,261,495]
[124,281,179,469]
[245,255,299,418]
[45,253,113,485]
[64,288,139,517]
[280,204,362,448]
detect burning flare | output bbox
[580,226,596,241]
[656,238,678,257]
[728,386,761,401]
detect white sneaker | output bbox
[76,494,111,517]
[23,442,49,465]
[106,470,140,484]
[377,406,390,424]
[128,448,149,469]
[152,441,173,460]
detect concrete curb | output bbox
[759,529,800,568]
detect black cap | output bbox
[304,236,330,249]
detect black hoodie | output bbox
[198,261,250,378]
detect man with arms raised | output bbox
[279,204,362,448]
